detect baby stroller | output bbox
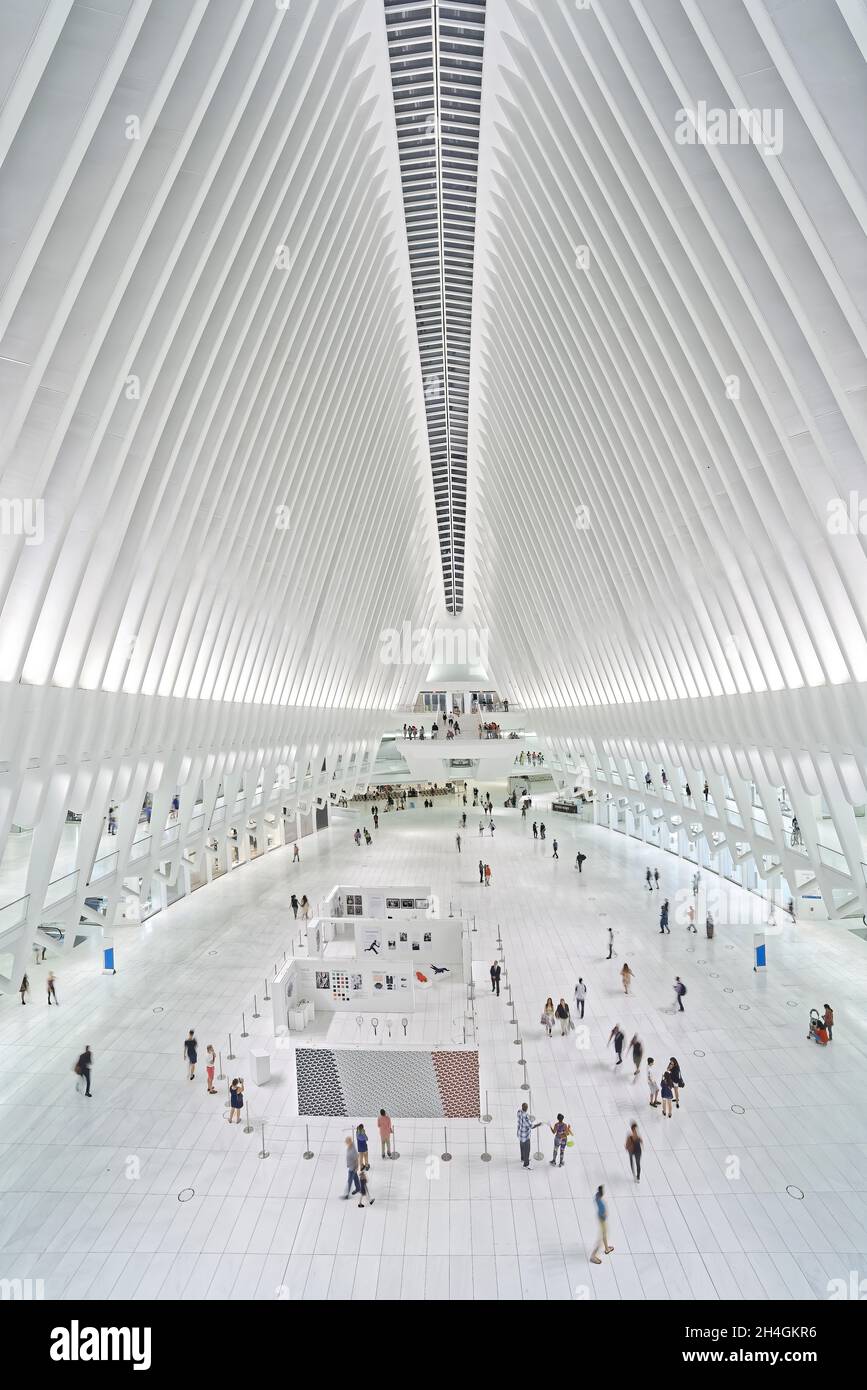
[808,1008,829,1045]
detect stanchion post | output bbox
[252,994,260,1019]
[240,1012,249,1039]
[441,1126,452,1162]
[264,977,271,1001]
[531,1090,544,1160]
[482,1089,492,1124]
[480,1126,492,1162]
[258,1122,269,1160]
[243,1102,253,1135]
[303,1124,313,1160]
[520,1058,530,1092]
[227,1032,236,1060]
[217,1050,224,1081]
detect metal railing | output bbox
[43,870,79,910]
[90,851,119,883]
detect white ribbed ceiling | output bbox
[470,0,867,708]
[1,0,866,714]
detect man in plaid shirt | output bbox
[517,1102,536,1168]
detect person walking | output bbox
[342,1136,361,1197]
[300,895,310,920]
[291,893,299,918]
[608,1023,625,1066]
[653,869,660,890]
[516,1102,538,1168]
[205,1044,217,1094]
[626,1123,642,1182]
[541,997,555,1037]
[456,833,462,853]
[620,962,634,995]
[292,842,300,862]
[606,926,614,960]
[19,974,29,1006]
[686,904,696,932]
[659,899,670,933]
[184,1030,198,1080]
[490,960,501,995]
[645,868,653,892]
[484,863,492,888]
[539,822,546,841]
[74,1046,93,1097]
[667,1058,685,1108]
[673,977,686,1011]
[589,1185,614,1263]
[555,998,571,1036]
[46,971,58,1006]
[549,1114,573,1167]
[357,1166,375,1209]
[377,1109,394,1158]
[479,819,485,837]
[489,820,496,837]
[532,821,538,839]
[575,851,587,874]
[355,1123,370,1171]
[660,1070,674,1119]
[703,780,709,802]
[629,1034,643,1077]
[479,858,485,883]
[646,1057,659,1107]
[573,978,586,1018]
[823,1004,834,1041]
[552,838,559,859]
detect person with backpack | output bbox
[673,976,686,1011]
[575,850,586,873]
[625,1122,643,1182]
[549,1114,573,1167]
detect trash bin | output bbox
[706,919,715,939]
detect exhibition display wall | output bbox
[272,912,468,1031]
[319,884,434,919]
[295,1046,480,1118]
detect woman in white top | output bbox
[206,1044,217,1094]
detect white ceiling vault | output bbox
[470,0,867,709]
[1,0,867,957]
[0,0,440,710]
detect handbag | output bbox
[569,1017,576,1031]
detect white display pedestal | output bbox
[250,1049,271,1085]
[288,998,314,1031]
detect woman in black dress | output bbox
[229,1078,244,1124]
[668,1057,684,1108]
[184,1030,198,1080]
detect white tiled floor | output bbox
[1,792,866,1301]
